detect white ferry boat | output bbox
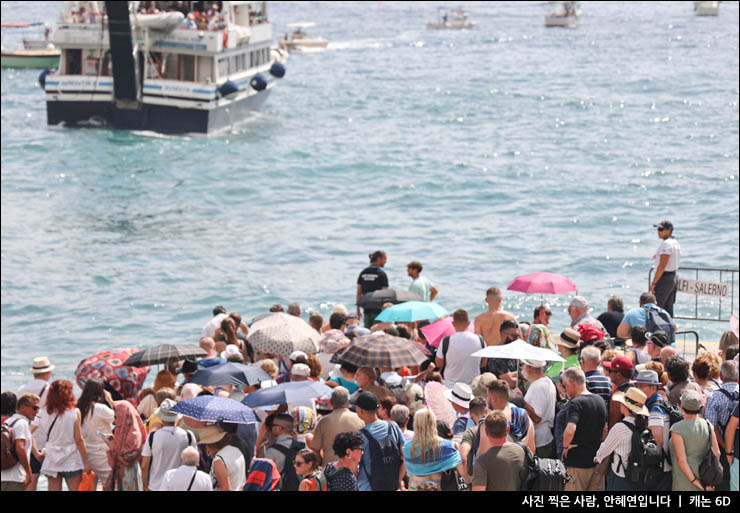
[43,1,286,134]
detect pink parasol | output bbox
[424,381,457,429]
[75,348,148,404]
[507,272,577,295]
[419,317,474,348]
[731,314,739,339]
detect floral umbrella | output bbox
[75,348,148,403]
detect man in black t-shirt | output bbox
[561,367,607,492]
[596,296,624,339]
[356,251,389,328]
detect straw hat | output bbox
[197,425,227,445]
[612,387,649,416]
[30,356,55,374]
[555,328,581,349]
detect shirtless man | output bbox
[474,287,517,346]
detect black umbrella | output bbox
[123,344,207,367]
[357,289,421,311]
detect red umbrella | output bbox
[75,348,148,404]
[507,272,577,295]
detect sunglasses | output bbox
[350,447,364,453]
[295,460,306,466]
[545,311,552,316]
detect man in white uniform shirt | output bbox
[651,220,681,317]
[522,359,556,458]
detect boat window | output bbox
[197,56,212,83]
[66,49,82,75]
[217,57,228,78]
[162,53,178,79]
[181,54,195,81]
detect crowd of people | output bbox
[2,238,738,492]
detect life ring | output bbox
[223,28,228,48]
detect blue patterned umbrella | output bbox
[187,362,272,387]
[242,381,332,409]
[170,396,258,424]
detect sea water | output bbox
[2,1,739,395]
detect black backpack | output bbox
[643,306,676,344]
[518,443,570,492]
[618,420,665,490]
[651,399,684,427]
[439,334,485,378]
[360,423,402,491]
[269,439,306,491]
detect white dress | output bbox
[36,408,84,477]
[80,403,114,479]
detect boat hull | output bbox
[46,86,272,134]
[1,52,59,69]
[545,15,578,27]
[281,39,328,50]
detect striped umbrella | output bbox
[170,396,258,424]
[337,332,429,368]
[123,344,207,367]
[247,312,320,358]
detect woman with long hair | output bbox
[594,387,650,491]
[402,408,464,491]
[77,379,115,490]
[103,400,147,491]
[32,380,91,491]
[198,426,246,491]
[296,448,323,491]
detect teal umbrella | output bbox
[374,301,449,323]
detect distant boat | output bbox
[545,1,580,28]
[426,7,479,30]
[1,22,59,69]
[279,22,328,51]
[694,1,720,16]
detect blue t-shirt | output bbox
[329,376,359,395]
[621,303,669,329]
[357,420,405,491]
[199,357,226,368]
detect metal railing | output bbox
[675,330,701,358]
[648,266,738,322]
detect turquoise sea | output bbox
[2,1,739,394]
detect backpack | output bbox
[440,467,469,491]
[269,439,306,492]
[651,399,684,428]
[518,443,570,492]
[306,470,328,491]
[360,423,402,491]
[643,306,676,344]
[440,334,485,378]
[1,418,21,470]
[618,420,665,490]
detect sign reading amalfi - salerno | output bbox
[677,277,729,298]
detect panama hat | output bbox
[443,383,473,409]
[197,425,228,445]
[31,356,55,374]
[612,387,649,416]
[555,328,581,349]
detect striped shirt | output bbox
[595,416,636,478]
[585,370,612,409]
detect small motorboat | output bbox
[1,22,59,68]
[694,1,720,16]
[545,1,580,27]
[427,7,479,30]
[279,23,328,51]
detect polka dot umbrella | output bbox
[247,312,320,358]
[170,395,258,424]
